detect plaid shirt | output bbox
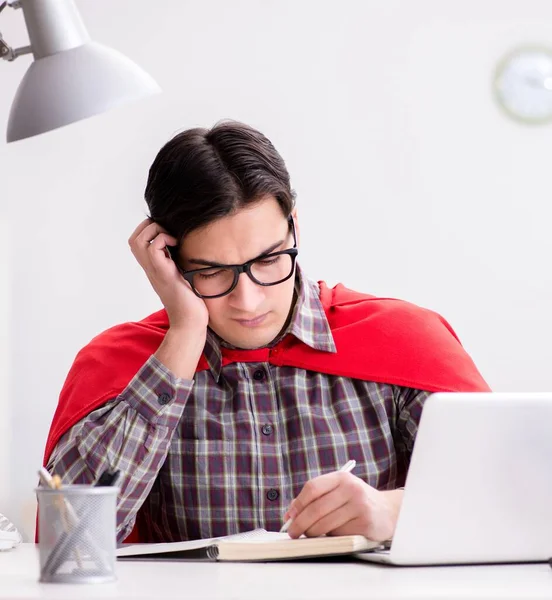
[47,268,430,543]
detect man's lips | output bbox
[234,313,269,327]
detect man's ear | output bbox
[291,208,300,247]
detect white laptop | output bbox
[357,392,552,565]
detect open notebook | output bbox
[117,529,383,562]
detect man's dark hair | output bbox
[145,121,296,241]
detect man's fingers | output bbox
[325,516,371,538]
[135,222,166,246]
[128,218,153,245]
[287,487,349,539]
[148,232,178,252]
[132,221,173,249]
[128,218,181,285]
[130,222,179,270]
[142,233,181,281]
[286,472,348,520]
[303,505,357,538]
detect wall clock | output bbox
[494,47,552,124]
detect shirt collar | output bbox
[202,264,337,381]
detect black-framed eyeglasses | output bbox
[175,216,298,299]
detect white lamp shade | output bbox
[7,41,161,142]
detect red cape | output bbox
[42,282,490,541]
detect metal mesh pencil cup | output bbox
[36,485,118,584]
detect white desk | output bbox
[2,545,552,600]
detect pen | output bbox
[279,459,357,533]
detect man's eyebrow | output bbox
[187,239,285,267]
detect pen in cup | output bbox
[279,459,357,533]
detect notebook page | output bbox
[116,528,269,557]
[221,532,291,544]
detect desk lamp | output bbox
[0,0,160,143]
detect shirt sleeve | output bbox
[392,387,432,481]
[46,354,193,543]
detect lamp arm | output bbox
[0,0,32,62]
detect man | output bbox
[43,121,490,545]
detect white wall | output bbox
[0,221,10,516]
[2,0,552,539]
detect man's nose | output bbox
[228,273,264,312]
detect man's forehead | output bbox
[181,215,289,265]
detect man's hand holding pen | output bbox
[283,472,403,542]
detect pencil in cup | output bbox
[279,459,356,533]
[50,474,83,569]
[38,469,86,567]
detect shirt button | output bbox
[261,424,273,436]
[253,369,265,381]
[266,489,279,501]
[157,392,171,406]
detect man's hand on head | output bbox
[128,218,209,332]
[128,219,209,380]
[283,472,403,542]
